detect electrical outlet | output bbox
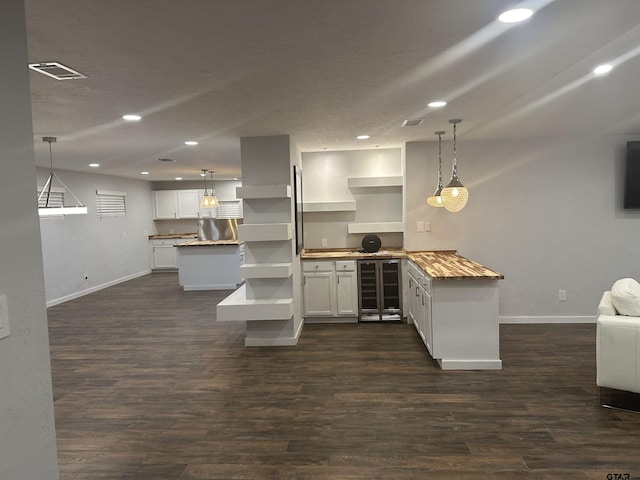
[558,289,567,301]
[0,295,10,340]
[321,238,328,247]
[417,221,425,232]
[424,221,431,232]
[84,274,89,281]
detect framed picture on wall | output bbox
[293,165,304,254]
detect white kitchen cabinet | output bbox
[150,239,179,269]
[177,190,202,218]
[303,260,358,320]
[153,190,205,220]
[335,261,358,316]
[303,261,336,316]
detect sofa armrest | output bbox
[598,291,617,316]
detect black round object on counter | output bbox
[362,234,382,253]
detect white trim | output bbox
[96,189,126,196]
[244,320,303,347]
[500,315,597,324]
[437,359,503,370]
[183,283,239,291]
[46,270,151,307]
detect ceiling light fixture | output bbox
[200,169,213,208]
[175,177,183,180]
[122,114,141,121]
[498,8,533,23]
[141,171,150,175]
[208,170,220,208]
[28,61,87,80]
[356,135,370,140]
[428,101,447,108]
[441,119,469,213]
[89,163,100,168]
[185,141,198,146]
[38,137,88,216]
[593,64,613,76]
[426,130,446,208]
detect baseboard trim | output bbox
[46,270,151,308]
[500,315,596,324]
[244,319,304,347]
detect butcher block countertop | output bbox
[149,233,197,239]
[175,240,243,247]
[301,248,503,280]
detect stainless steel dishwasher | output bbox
[357,259,402,322]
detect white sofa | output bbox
[596,281,640,396]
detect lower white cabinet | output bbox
[407,261,433,355]
[150,239,179,269]
[303,260,358,319]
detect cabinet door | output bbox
[153,191,177,219]
[303,272,335,316]
[336,271,358,316]
[424,288,433,355]
[177,190,201,218]
[153,243,178,268]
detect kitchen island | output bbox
[301,248,504,370]
[175,240,244,291]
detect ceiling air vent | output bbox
[28,62,87,80]
[402,119,424,127]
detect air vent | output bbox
[158,158,175,163]
[28,62,87,80]
[402,119,424,127]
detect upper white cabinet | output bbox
[176,190,202,218]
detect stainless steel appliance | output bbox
[357,259,402,322]
[197,218,241,241]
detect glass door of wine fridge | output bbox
[357,259,402,322]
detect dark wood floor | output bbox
[47,273,640,480]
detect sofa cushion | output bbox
[610,278,640,316]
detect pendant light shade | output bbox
[441,119,469,213]
[200,169,212,208]
[426,130,446,207]
[38,136,88,216]
[208,170,219,208]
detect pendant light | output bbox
[426,130,446,207]
[200,169,212,208]
[208,170,219,208]
[38,137,88,216]
[441,119,469,212]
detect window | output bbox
[216,200,241,219]
[96,190,126,217]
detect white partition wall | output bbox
[217,135,303,346]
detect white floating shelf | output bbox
[303,200,356,212]
[347,222,404,234]
[217,284,294,321]
[347,176,403,188]
[238,223,292,241]
[236,185,291,199]
[240,263,293,279]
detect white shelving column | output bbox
[217,135,303,346]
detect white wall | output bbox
[405,136,640,321]
[37,168,156,306]
[301,148,404,249]
[0,1,60,477]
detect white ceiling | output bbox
[25,0,640,181]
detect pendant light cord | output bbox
[451,121,458,177]
[437,132,443,187]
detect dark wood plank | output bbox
[47,273,640,479]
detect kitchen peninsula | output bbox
[175,240,244,291]
[301,248,504,370]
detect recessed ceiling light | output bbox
[89,163,100,168]
[122,114,141,121]
[498,8,533,23]
[175,177,183,181]
[356,135,370,140]
[141,171,150,175]
[234,177,240,180]
[184,141,198,146]
[428,101,447,108]
[593,64,613,75]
